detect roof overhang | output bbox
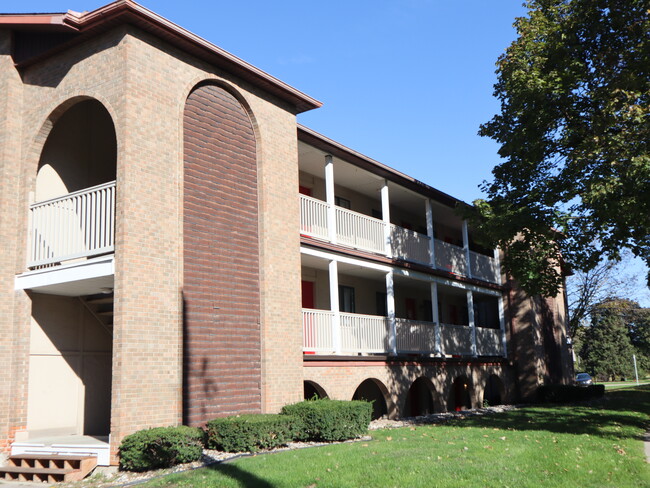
[1,0,321,113]
[297,124,465,209]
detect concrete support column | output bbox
[462,220,472,279]
[493,247,502,284]
[498,295,507,358]
[381,181,391,257]
[431,282,442,356]
[467,290,477,357]
[329,259,341,354]
[386,270,397,355]
[325,155,337,244]
[425,199,436,268]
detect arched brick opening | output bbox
[26,97,117,439]
[449,375,472,412]
[403,377,436,417]
[36,98,116,200]
[183,82,260,425]
[482,374,504,407]
[304,381,328,400]
[352,378,389,420]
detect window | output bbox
[338,285,355,313]
[335,196,351,209]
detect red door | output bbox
[405,298,417,320]
[301,280,315,309]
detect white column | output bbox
[381,181,391,258]
[425,199,436,268]
[325,155,337,244]
[386,270,397,355]
[493,246,502,284]
[462,220,472,278]
[329,259,341,354]
[498,295,507,358]
[431,282,441,356]
[467,290,477,357]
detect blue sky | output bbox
[14,0,526,204]
[10,0,650,303]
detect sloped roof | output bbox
[0,0,321,113]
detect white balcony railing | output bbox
[303,308,335,353]
[470,251,500,284]
[440,323,473,356]
[395,318,437,354]
[390,225,430,264]
[299,194,329,240]
[475,327,502,356]
[29,181,116,268]
[340,312,389,354]
[335,207,386,255]
[299,195,500,283]
[434,239,468,276]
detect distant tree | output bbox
[467,0,650,297]
[566,253,643,339]
[579,300,640,380]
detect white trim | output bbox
[300,246,502,296]
[15,255,114,295]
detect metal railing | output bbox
[395,318,437,354]
[302,309,335,353]
[440,323,473,356]
[335,207,386,255]
[390,225,431,264]
[475,327,502,356]
[299,194,329,240]
[340,312,389,354]
[434,239,468,276]
[29,181,116,268]
[302,309,501,357]
[470,251,500,284]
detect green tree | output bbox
[580,301,636,380]
[468,0,650,297]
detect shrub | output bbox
[206,414,297,453]
[537,384,605,404]
[281,398,372,441]
[118,425,205,472]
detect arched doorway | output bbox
[404,377,436,417]
[450,376,472,412]
[27,98,117,439]
[483,374,504,407]
[304,381,328,400]
[352,378,389,420]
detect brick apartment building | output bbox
[0,0,573,467]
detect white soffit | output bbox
[15,256,114,296]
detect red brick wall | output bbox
[183,83,261,425]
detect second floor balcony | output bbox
[302,308,504,357]
[28,181,116,269]
[300,193,500,284]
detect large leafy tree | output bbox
[470,0,650,297]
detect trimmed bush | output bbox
[206,414,297,453]
[538,384,605,403]
[281,398,372,441]
[118,425,205,472]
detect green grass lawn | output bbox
[600,380,650,390]
[144,386,650,488]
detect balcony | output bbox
[300,194,500,284]
[28,181,116,269]
[302,308,504,357]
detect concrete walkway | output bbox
[645,431,650,463]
